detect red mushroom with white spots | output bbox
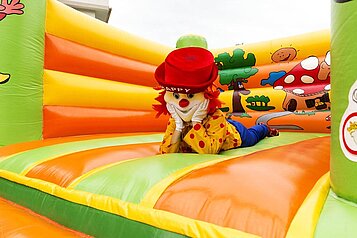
[273,52,331,111]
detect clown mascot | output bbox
[154,46,279,154]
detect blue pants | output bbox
[227,119,269,147]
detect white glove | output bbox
[192,99,209,124]
[166,103,184,132]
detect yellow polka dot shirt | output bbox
[159,109,242,154]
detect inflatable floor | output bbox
[0,0,356,237]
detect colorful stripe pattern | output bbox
[38,0,331,139]
[0,0,334,237]
[154,137,330,238]
[41,0,172,139]
[0,0,331,141]
[0,132,329,237]
[44,34,158,87]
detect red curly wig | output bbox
[152,85,222,118]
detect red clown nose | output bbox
[179,99,190,108]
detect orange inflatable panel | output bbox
[43,106,168,138]
[155,137,330,238]
[26,142,160,187]
[45,34,158,87]
[0,197,90,237]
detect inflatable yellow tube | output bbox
[212,30,330,66]
[286,173,330,238]
[43,70,157,110]
[46,0,172,65]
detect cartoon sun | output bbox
[270,45,299,63]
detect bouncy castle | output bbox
[0,0,356,237]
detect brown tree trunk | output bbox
[233,90,245,113]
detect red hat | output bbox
[155,47,218,94]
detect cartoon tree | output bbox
[260,95,270,106]
[245,95,275,111]
[246,96,255,106]
[215,48,258,113]
[254,95,261,106]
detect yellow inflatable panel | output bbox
[212,30,330,66]
[219,87,287,112]
[286,173,330,238]
[46,0,172,65]
[43,70,157,110]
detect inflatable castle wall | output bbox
[0,0,355,237]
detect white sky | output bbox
[108,0,330,49]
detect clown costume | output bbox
[153,47,279,154]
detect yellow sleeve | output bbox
[183,113,227,154]
[159,117,180,154]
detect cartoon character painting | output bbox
[271,46,298,63]
[0,0,24,21]
[347,121,357,145]
[153,47,278,154]
[214,49,258,114]
[245,95,275,111]
[340,80,357,161]
[273,51,331,111]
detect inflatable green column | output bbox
[0,0,46,146]
[331,0,357,201]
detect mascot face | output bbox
[164,91,206,122]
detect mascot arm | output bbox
[159,117,180,154]
[183,112,227,154]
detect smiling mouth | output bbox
[281,54,291,61]
[177,107,193,114]
[176,105,198,114]
[179,109,190,113]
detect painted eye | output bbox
[187,94,194,99]
[173,93,180,99]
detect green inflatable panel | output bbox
[331,0,357,202]
[315,190,357,238]
[0,0,46,146]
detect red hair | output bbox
[152,85,222,118]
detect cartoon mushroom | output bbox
[273,52,330,111]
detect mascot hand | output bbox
[166,103,184,132]
[0,0,24,15]
[192,99,209,124]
